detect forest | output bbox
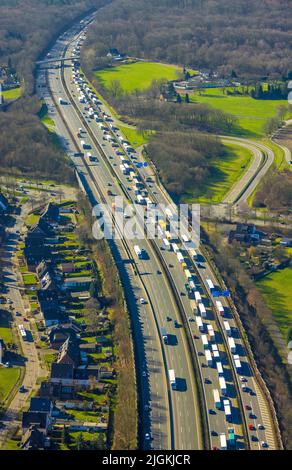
[0,0,108,179]
[83,0,292,79]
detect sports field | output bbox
[183,142,252,204]
[256,267,292,339]
[191,88,290,138]
[95,61,183,93]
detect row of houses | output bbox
[23,203,93,326]
[20,202,112,449]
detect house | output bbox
[21,425,46,450]
[29,397,53,415]
[57,337,80,367]
[41,202,60,224]
[106,48,126,61]
[49,325,78,350]
[229,224,264,246]
[62,276,92,291]
[236,223,257,235]
[280,237,292,247]
[24,222,52,267]
[0,193,9,214]
[0,337,6,364]
[22,412,51,434]
[61,262,76,274]
[50,363,74,386]
[50,363,90,388]
[38,299,62,327]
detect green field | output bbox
[183,142,253,203]
[119,126,149,148]
[191,88,290,138]
[0,87,21,101]
[0,368,21,403]
[0,311,13,343]
[22,273,38,285]
[256,267,292,339]
[95,61,183,93]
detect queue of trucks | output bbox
[68,48,259,450]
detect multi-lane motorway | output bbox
[35,13,281,450]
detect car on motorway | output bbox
[251,435,258,442]
[142,370,147,377]
[245,404,252,410]
[16,311,21,317]
[248,424,255,431]
[23,317,29,322]
[166,316,172,322]
[145,433,151,441]
[19,385,26,393]
[240,376,247,382]
[261,441,268,448]
[257,423,265,430]
[140,298,147,305]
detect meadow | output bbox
[191,87,290,138]
[0,367,20,403]
[256,267,292,339]
[0,311,13,343]
[183,142,252,204]
[0,87,21,101]
[94,61,183,93]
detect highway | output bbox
[36,13,281,451]
[37,18,204,451]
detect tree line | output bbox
[82,0,292,79]
[0,0,109,180]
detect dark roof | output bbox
[0,193,9,211]
[51,362,74,380]
[42,202,60,222]
[29,397,52,413]
[49,326,77,348]
[21,425,46,450]
[22,411,48,430]
[58,337,80,366]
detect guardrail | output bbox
[46,63,176,450]
[200,241,284,450]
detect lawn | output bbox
[256,267,292,339]
[119,126,149,148]
[0,87,21,101]
[0,367,21,403]
[94,61,183,93]
[25,213,40,227]
[191,87,291,138]
[22,273,38,285]
[183,142,253,204]
[0,311,13,343]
